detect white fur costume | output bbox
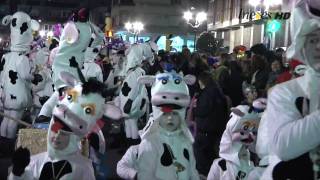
[52,16,102,89]
[257,1,320,179]
[81,24,105,83]
[136,71,199,180]
[0,12,40,138]
[8,71,122,180]
[207,103,264,180]
[32,47,54,118]
[119,44,149,139]
[116,144,139,179]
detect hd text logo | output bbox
[239,9,291,20]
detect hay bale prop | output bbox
[16,128,47,155]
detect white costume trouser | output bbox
[124,118,139,139]
[0,109,24,138]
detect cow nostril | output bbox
[174,97,179,100]
[79,125,83,129]
[162,96,167,99]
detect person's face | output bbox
[303,29,320,72]
[159,111,181,132]
[271,61,281,72]
[246,89,258,103]
[50,130,71,150]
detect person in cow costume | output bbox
[36,9,102,122]
[31,44,54,121]
[256,0,320,179]
[51,8,99,90]
[119,43,153,145]
[8,71,122,180]
[81,23,105,83]
[207,98,266,180]
[0,12,42,139]
[135,70,199,180]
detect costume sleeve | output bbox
[137,140,157,180]
[80,162,96,180]
[266,85,320,160]
[207,160,222,180]
[116,146,138,179]
[189,147,200,180]
[39,92,59,117]
[16,55,34,81]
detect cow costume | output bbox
[51,8,100,90]
[256,1,320,179]
[135,71,199,180]
[32,47,54,120]
[81,23,105,83]
[8,71,122,180]
[0,12,41,139]
[207,98,266,180]
[119,44,150,141]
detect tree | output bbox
[196,32,223,55]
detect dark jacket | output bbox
[193,81,228,134]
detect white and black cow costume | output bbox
[8,71,122,180]
[207,98,266,180]
[0,12,41,139]
[52,8,100,90]
[119,44,151,140]
[134,71,200,180]
[81,23,105,83]
[31,47,54,121]
[256,1,320,179]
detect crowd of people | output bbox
[0,0,320,179]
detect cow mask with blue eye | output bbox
[51,71,122,138]
[138,71,196,112]
[2,11,40,51]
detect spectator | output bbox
[193,71,228,177]
[212,53,231,95]
[250,55,269,96]
[266,59,284,90]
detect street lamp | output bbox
[183,10,207,28]
[183,9,207,51]
[125,21,144,43]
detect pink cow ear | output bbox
[184,74,196,85]
[104,102,122,120]
[59,71,78,87]
[138,76,156,86]
[61,22,79,44]
[231,108,245,117]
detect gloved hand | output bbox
[35,115,51,123]
[39,96,50,105]
[31,74,43,85]
[12,147,30,176]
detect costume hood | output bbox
[125,44,144,72]
[84,23,105,63]
[286,0,320,64]
[2,11,40,52]
[48,71,122,159]
[219,98,266,166]
[138,71,196,142]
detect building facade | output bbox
[207,0,296,53]
[111,0,205,51]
